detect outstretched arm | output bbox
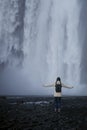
[43,83,55,87]
[62,83,74,89]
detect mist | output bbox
[0,0,87,96]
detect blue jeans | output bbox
[54,97,61,109]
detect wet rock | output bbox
[0,96,87,129]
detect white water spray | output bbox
[0,0,84,95]
[23,0,81,94]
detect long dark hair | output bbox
[55,77,61,85]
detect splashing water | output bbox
[0,0,86,95]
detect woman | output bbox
[44,77,73,112]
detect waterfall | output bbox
[0,0,86,95]
[23,0,81,94]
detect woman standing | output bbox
[44,77,73,112]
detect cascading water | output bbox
[0,0,86,95]
[23,0,81,95]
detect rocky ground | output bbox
[0,96,87,130]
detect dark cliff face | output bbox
[79,0,87,84]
